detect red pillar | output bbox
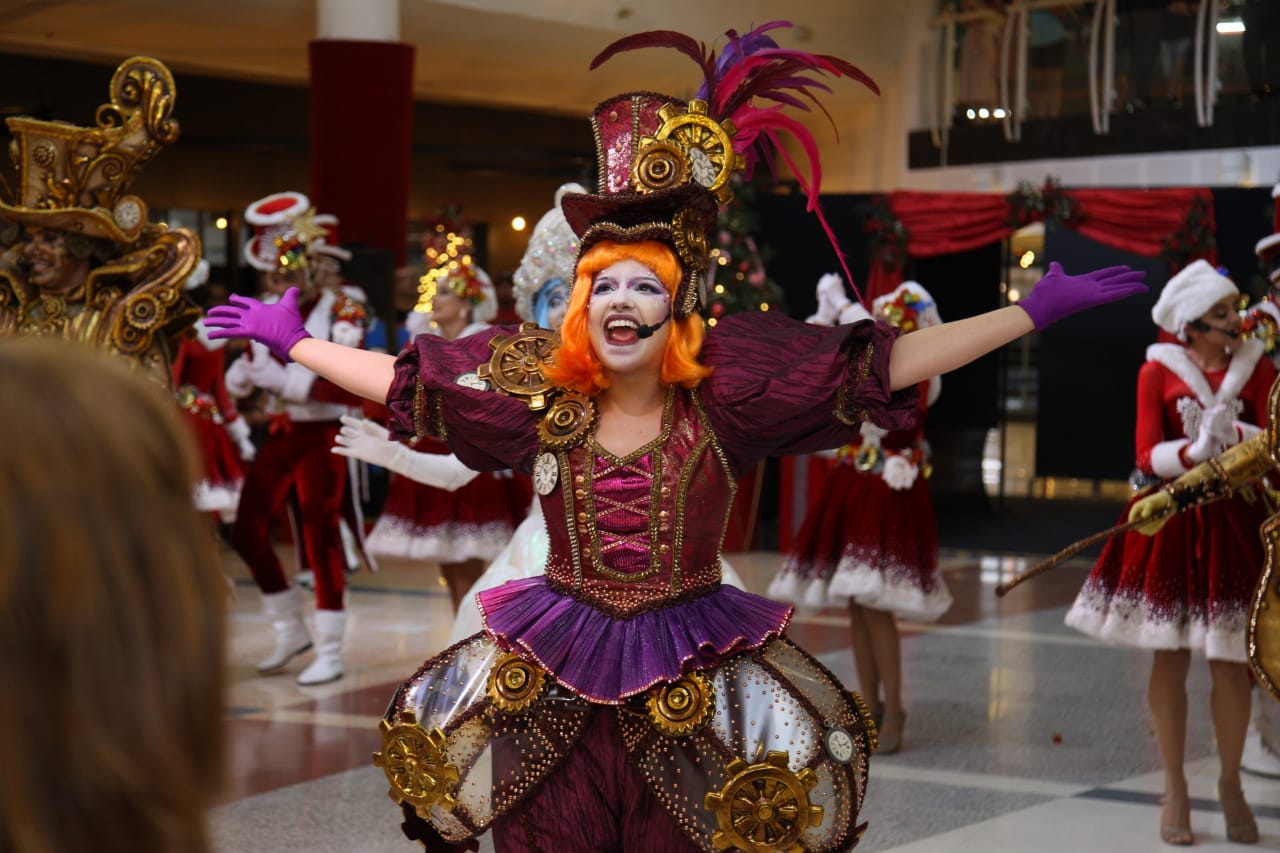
[308,39,413,265]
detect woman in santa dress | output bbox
[172,262,255,518]
[769,278,951,755]
[1065,260,1274,846]
[364,256,530,609]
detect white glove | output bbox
[243,345,287,394]
[331,415,481,491]
[1185,419,1221,463]
[1202,402,1236,444]
[332,415,398,468]
[837,302,873,325]
[813,273,852,325]
[859,422,888,447]
[224,416,256,462]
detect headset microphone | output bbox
[1189,319,1241,339]
[634,311,671,340]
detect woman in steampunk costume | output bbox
[207,22,1146,852]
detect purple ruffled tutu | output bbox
[478,576,793,702]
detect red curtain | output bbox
[890,191,1015,257]
[1066,188,1216,263]
[863,186,1214,302]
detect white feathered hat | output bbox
[1151,259,1237,340]
[513,183,583,323]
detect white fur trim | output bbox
[192,318,226,350]
[1238,422,1263,441]
[1145,340,1264,411]
[224,356,255,398]
[281,362,317,402]
[1065,584,1249,662]
[1149,439,1191,477]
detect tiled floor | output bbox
[212,546,1280,852]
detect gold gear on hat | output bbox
[537,390,598,449]
[704,750,824,853]
[476,322,559,410]
[672,207,710,317]
[630,139,691,194]
[646,100,745,205]
[373,710,460,818]
[487,652,551,714]
[646,671,714,737]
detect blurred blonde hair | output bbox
[0,339,226,853]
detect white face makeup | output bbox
[586,258,672,378]
[542,281,569,330]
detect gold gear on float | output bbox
[645,671,714,737]
[373,711,460,817]
[477,322,559,410]
[704,750,823,853]
[486,652,550,714]
[537,390,598,449]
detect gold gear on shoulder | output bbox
[649,99,746,205]
[487,652,550,714]
[373,710,460,818]
[646,671,714,737]
[704,750,823,853]
[477,322,559,410]
[537,390,598,449]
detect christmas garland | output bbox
[1157,194,1215,272]
[864,195,909,271]
[1006,177,1078,229]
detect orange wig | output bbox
[544,240,712,396]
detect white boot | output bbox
[256,587,312,673]
[297,609,345,685]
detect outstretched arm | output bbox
[289,338,396,402]
[888,263,1147,391]
[206,287,397,403]
[889,306,1030,390]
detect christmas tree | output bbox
[703,177,786,326]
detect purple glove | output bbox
[1018,262,1148,331]
[205,287,311,362]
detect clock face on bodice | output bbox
[533,452,558,495]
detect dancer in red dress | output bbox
[365,224,530,610]
[1066,259,1272,845]
[172,261,255,518]
[770,278,950,754]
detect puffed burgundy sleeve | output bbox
[698,312,919,478]
[386,325,541,475]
